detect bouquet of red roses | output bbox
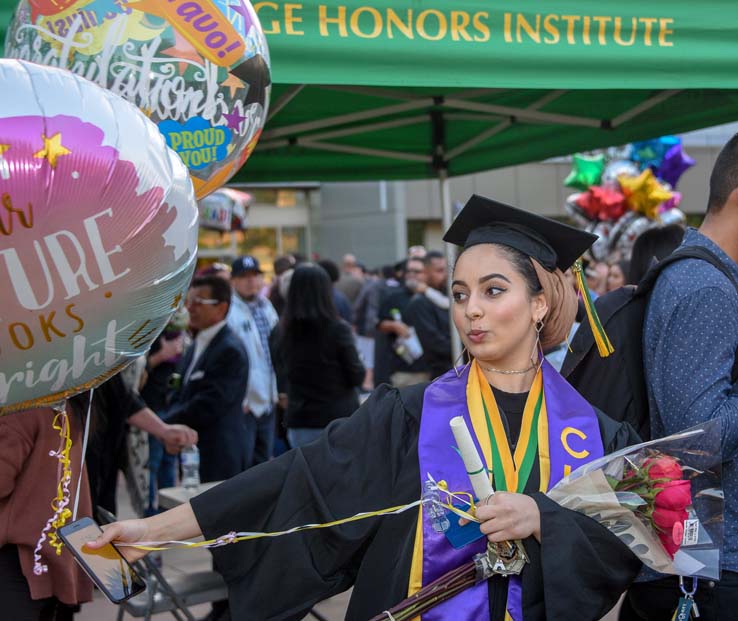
[549,420,723,578]
[608,454,693,558]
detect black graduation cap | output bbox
[443,195,597,272]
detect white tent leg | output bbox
[439,169,463,363]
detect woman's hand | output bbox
[86,519,152,564]
[474,492,541,543]
[87,503,203,564]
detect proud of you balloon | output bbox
[5,0,271,198]
[0,59,199,414]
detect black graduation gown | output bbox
[190,383,642,621]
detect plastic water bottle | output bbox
[180,445,200,492]
[422,481,450,533]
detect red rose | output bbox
[653,506,688,559]
[653,506,688,530]
[658,531,681,558]
[654,480,692,511]
[645,456,683,481]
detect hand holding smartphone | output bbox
[58,517,146,604]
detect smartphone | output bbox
[58,517,146,604]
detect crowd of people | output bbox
[168,246,456,475]
[6,135,738,621]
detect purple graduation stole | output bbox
[413,360,603,621]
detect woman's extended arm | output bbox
[86,502,201,563]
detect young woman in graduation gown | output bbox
[92,196,642,621]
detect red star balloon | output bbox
[576,185,627,221]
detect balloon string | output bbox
[72,389,94,521]
[33,408,74,575]
[121,484,481,552]
[125,501,425,551]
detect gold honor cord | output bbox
[470,361,550,494]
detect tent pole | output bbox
[439,169,462,363]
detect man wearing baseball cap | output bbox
[227,255,279,467]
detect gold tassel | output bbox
[572,261,614,357]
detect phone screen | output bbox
[62,521,145,603]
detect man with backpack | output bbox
[622,137,738,618]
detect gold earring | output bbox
[534,319,545,360]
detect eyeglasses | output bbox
[406,268,424,274]
[185,296,221,307]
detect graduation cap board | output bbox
[443,195,598,273]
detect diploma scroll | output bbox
[450,416,494,500]
[449,416,529,576]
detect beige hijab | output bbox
[531,260,578,351]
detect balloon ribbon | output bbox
[34,408,74,575]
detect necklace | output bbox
[479,361,536,375]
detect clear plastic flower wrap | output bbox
[547,420,723,579]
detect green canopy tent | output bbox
[4,2,738,191]
[4,2,738,185]
[237,1,738,183]
[4,0,738,355]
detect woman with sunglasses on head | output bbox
[91,196,641,621]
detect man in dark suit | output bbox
[404,250,452,379]
[165,276,249,483]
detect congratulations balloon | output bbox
[589,221,613,262]
[613,214,655,259]
[5,0,271,199]
[0,59,198,414]
[198,188,252,231]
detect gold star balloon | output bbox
[618,169,673,220]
